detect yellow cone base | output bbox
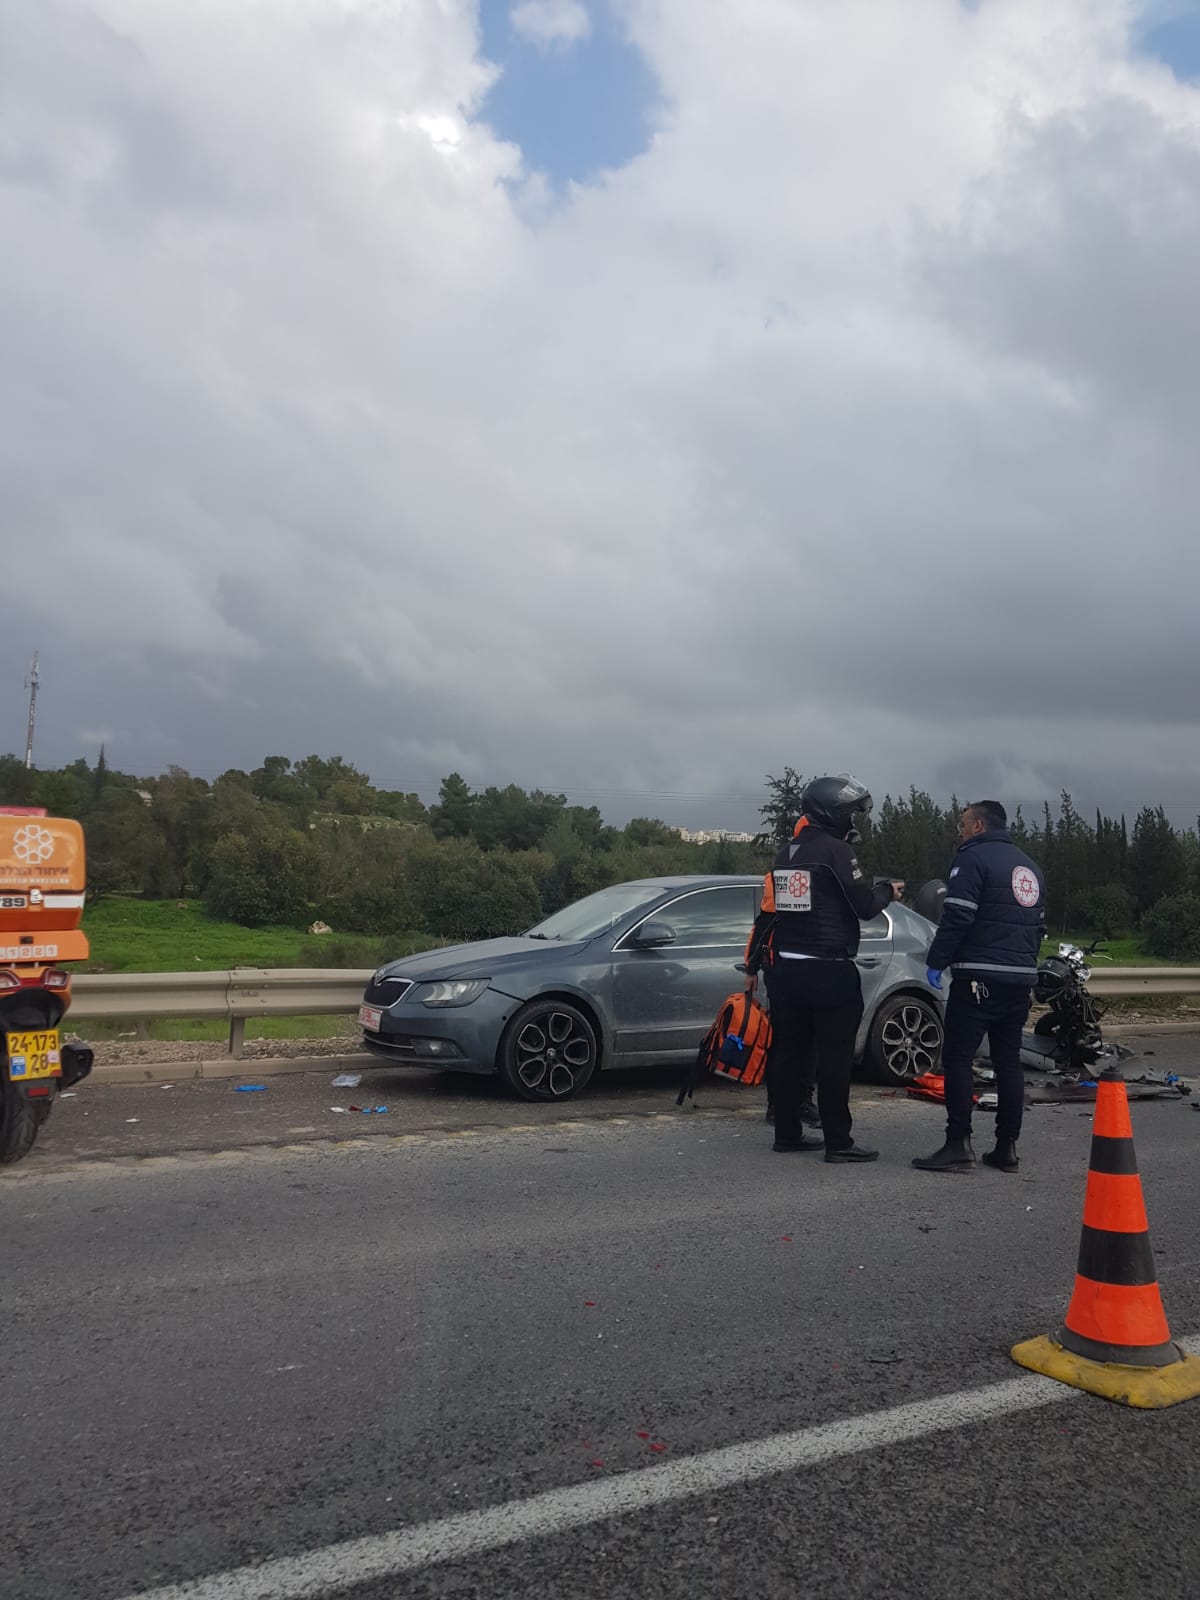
[1012,1334,1200,1409]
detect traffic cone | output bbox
[1012,1071,1200,1408]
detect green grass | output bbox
[1039,933,1179,968]
[80,1015,355,1043]
[83,897,315,973]
[74,898,453,1044]
[82,896,445,973]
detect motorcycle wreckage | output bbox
[910,878,1188,1095]
[1,808,94,1164]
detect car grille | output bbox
[362,975,414,1008]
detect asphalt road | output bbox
[2,1040,1198,1600]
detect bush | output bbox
[205,827,318,927]
[1141,893,1200,960]
[404,838,542,940]
[312,828,420,935]
[1074,884,1135,940]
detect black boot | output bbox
[773,1136,823,1153]
[982,1138,1019,1173]
[912,1137,976,1172]
[824,1141,878,1163]
[797,1096,822,1129]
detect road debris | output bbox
[234,1084,267,1093]
[331,1073,361,1088]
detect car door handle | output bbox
[859,957,882,967]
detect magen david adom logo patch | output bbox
[1012,866,1040,908]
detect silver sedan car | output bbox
[359,875,945,1102]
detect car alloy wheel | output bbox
[500,1000,598,1102]
[869,995,943,1087]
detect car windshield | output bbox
[525,884,662,942]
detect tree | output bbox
[1075,884,1134,940]
[374,789,428,824]
[86,787,164,896]
[1141,894,1200,960]
[866,789,955,887]
[429,773,475,839]
[0,753,37,807]
[1054,791,1091,933]
[205,826,318,926]
[314,827,420,934]
[251,757,311,822]
[1129,807,1183,915]
[403,838,541,940]
[145,767,212,897]
[622,817,679,848]
[472,785,566,852]
[756,768,807,852]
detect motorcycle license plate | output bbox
[359,1004,382,1031]
[7,1029,62,1082]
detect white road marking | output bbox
[114,1352,1160,1600]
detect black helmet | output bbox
[911,879,947,926]
[800,774,873,838]
[1034,956,1073,1005]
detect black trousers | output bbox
[942,977,1031,1144]
[764,959,863,1152]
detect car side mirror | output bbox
[633,920,675,948]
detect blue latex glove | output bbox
[925,966,943,990]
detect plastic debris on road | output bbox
[331,1073,361,1088]
[330,1106,349,1114]
[234,1084,267,1093]
[348,1104,389,1114]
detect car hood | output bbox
[376,936,589,983]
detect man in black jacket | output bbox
[746,775,902,1163]
[913,801,1045,1174]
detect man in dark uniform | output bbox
[913,801,1046,1174]
[745,775,903,1163]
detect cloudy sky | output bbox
[3,0,1200,830]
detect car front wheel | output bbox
[497,1000,598,1103]
[866,994,943,1087]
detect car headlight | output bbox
[414,979,490,1008]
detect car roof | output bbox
[622,875,762,890]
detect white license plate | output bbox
[359,1004,382,1032]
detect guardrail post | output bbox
[228,1015,246,1059]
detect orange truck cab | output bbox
[0,807,93,1160]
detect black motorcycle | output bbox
[910,882,1128,1080]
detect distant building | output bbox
[673,827,756,845]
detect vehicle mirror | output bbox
[633,920,675,948]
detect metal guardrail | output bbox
[1086,969,1200,996]
[67,965,1200,1059]
[71,969,372,1058]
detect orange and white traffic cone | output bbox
[1012,1071,1200,1407]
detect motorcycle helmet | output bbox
[911,879,947,926]
[1034,956,1073,1005]
[800,774,873,839]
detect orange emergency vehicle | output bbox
[0,808,93,1162]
